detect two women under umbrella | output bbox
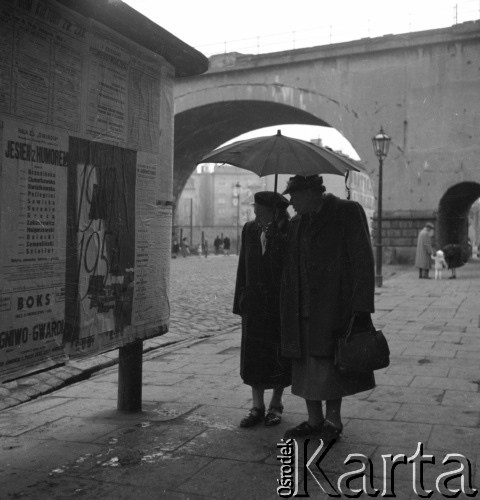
[233,175,376,444]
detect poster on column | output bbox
[66,137,137,356]
[131,151,171,332]
[0,118,68,381]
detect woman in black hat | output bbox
[233,191,291,428]
[280,175,375,444]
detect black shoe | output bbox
[319,421,343,445]
[240,407,265,428]
[264,405,284,427]
[283,421,323,439]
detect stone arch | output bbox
[437,182,480,249]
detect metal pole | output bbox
[375,157,383,287]
[189,198,193,249]
[117,340,143,411]
[236,192,240,255]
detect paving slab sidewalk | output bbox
[1,259,479,499]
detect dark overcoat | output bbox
[233,221,291,387]
[280,194,375,359]
[415,228,433,269]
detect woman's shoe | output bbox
[319,421,343,445]
[239,407,265,428]
[283,421,323,439]
[264,405,284,427]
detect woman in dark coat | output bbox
[233,191,291,428]
[442,243,465,279]
[280,175,376,444]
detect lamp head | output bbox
[372,127,391,159]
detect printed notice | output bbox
[0,0,86,131]
[0,118,68,381]
[132,152,171,330]
[86,34,129,143]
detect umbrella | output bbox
[197,130,360,192]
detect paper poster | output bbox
[66,137,137,355]
[132,152,171,329]
[0,118,68,380]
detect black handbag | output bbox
[334,316,390,376]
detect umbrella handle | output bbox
[274,174,278,194]
[345,170,351,200]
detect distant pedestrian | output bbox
[432,250,447,280]
[214,235,222,255]
[181,237,190,257]
[223,236,231,256]
[233,191,291,428]
[415,223,434,279]
[203,239,209,258]
[442,243,464,279]
[172,239,179,259]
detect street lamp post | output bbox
[234,181,241,255]
[371,127,391,288]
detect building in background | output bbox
[174,164,265,252]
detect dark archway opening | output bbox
[437,182,480,251]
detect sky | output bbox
[124,0,477,55]
[124,0,478,156]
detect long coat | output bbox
[415,228,433,269]
[233,221,291,387]
[280,194,375,359]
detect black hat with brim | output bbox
[282,175,324,195]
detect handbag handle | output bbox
[345,313,374,341]
[344,316,357,341]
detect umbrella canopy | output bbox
[197,130,361,177]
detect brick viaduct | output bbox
[174,22,480,262]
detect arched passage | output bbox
[174,100,330,200]
[437,182,480,249]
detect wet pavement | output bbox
[1,256,479,499]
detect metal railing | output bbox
[197,0,479,56]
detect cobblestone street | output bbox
[169,255,240,339]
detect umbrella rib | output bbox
[285,137,311,177]
[260,136,281,176]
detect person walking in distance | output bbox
[280,175,375,445]
[233,192,291,428]
[214,235,222,255]
[223,235,231,256]
[442,243,465,279]
[415,222,435,279]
